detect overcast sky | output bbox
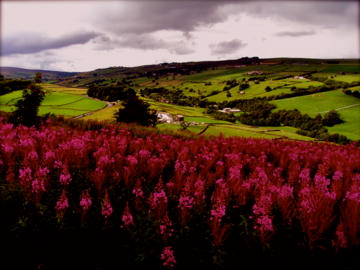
[1,0,359,72]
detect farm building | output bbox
[247,71,263,75]
[157,112,173,123]
[219,108,241,114]
[175,115,184,122]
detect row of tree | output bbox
[343,89,360,98]
[87,85,136,101]
[0,75,32,96]
[140,87,206,107]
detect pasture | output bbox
[0,84,106,118]
[272,89,360,140]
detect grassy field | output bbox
[0,84,106,117]
[83,103,122,121]
[311,73,360,83]
[272,89,360,140]
[135,67,325,103]
[205,78,323,102]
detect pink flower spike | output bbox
[160,246,176,268]
[121,202,134,227]
[80,190,92,212]
[101,191,113,219]
[55,190,69,221]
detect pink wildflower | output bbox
[132,187,144,198]
[150,189,168,209]
[178,195,194,210]
[31,178,45,193]
[59,170,72,186]
[19,167,32,185]
[121,202,134,227]
[210,204,226,221]
[79,190,92,212]
[127,155,138,166]
[55,190,69,220]
[332,224,347,249]
[27,151,38,160]
[101,192,113,219]
[256,215,274,232]
[54,160,63,169]
[45,150,55,160]
[160,246,176,268]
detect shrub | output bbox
[240,83,250,90]
[114,95,157,126]
[9,83,45,127]
[322,110,344,127]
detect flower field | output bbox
[0,117,359,269]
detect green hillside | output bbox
[1,58,359,142]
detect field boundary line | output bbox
[318,103,360,113]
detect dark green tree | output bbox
[34,72,42,83]
[322,110,343,126]
[114,95,157,126]
[10,83,45,127]
[240,83,250,90]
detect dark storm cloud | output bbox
[94,1,357,38]
[93,34,195,55]
[94,1,226,35]
[238,1,358,28]
[2,31,100,56]
[276,30,316,37]
[210,39,247,55]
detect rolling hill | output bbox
[0,66,78,81]
[1,57,359,142]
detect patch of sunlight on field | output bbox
[0,84,106,118]
[58,98,105,111]
[38,107,89,117]
[83,104,122,121]
[42,83,87,95]
[0,105,16,112]
[41,92,84,106]
[0,90,23,105]
[205,125,278,139]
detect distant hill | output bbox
[0,67,78,81]
[55,57,359,87]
